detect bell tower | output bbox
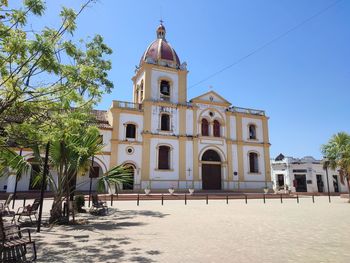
[132,22,188,105]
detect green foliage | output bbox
[0,0,113,125]
[322,132,350,198]
[0,0,114,222]
[97,165,133,193]
[0,146,31,178]
[322,132,350,172]
[75,195,85,212]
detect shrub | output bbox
[75,195,86,213]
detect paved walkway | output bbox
[8,196,350,263]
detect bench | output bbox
[0,216,37,262]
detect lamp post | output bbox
[88,156,95,207]
[37,141,50,232]
[12,147,23,209]
[323,157,331,203]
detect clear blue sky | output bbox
[36,0,350,159]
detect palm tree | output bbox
[97,165,133,193]
[47,128,106,223]
[1,129,132,223]
[321,132,350,201]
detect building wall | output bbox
[242,145,266,189]
[271,157,347,193]
[147,138,180,189]
[242,117,263,143]
[151,69,179,104]
[118,113,144,142]
[2,62,270,193]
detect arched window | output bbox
[249,124,257,140]
[123,164,135,190]
[161,114,170,131]
[158,146,170,169]
[249,152,259,173]
[126,124,136,139]
[201,119,209,136]
[202,149,221,162]
[140,81,144,102]
[160,80,170,101]
[135,87,139,103]
[213,120,221,137]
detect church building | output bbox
[1,23,272,193]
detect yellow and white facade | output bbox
[100,23,271,191]
[1,23,271,193]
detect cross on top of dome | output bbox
[157,20,166,39]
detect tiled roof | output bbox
[90,109,112,129]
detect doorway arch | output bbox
[123,163,135,190]
[201,149,222,190]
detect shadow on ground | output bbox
[30,209,167,262]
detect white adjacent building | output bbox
[271,154,347,193]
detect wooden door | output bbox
[202,164,221,190]
[316,174,324,193]
[295,174,307,192]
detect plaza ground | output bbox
[7,196,350,263]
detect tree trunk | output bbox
[49,197,63,223]
[346,175,350,202]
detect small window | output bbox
[126,124,136,138]
[213,120,221,137]
[201,119,209,136]
[158,145,170,170]
[135,87,139,103]
[160,80,170,101]
[140,81,144,102]
[249,152,259,173]
[99,134,103,144]
[249,124,256,139]
[161,114,170,131]
[89,166,100,178]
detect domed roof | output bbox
[139,23,181,69]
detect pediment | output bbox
[190,91,231,106]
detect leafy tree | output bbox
[321,132,350,201]
[0,0,113,125]
[0,0,122,223]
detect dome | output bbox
[139,23,181,69]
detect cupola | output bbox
[139,22,181,69]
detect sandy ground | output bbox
[6,196,350,263]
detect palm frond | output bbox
[0,147,31,178]
[97,165,133,193]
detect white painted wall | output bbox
[242,117,263,142]
[242,145,266,183]
[100,130,112,152]
[150,105,179,135]
[186,109,193,135]
[118,113,144,142]
[229,116,237,140]
[117,144,142,187]
[197,93,230,104]
[197,105,227,137]
[151,69,179,103]
[271,157,348,193]
[134,71,145,103]
[0,170,9,192]
[149,138,179,181]
[186,141,194,181]
[75,161,103,192]
[231,144,239,180]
